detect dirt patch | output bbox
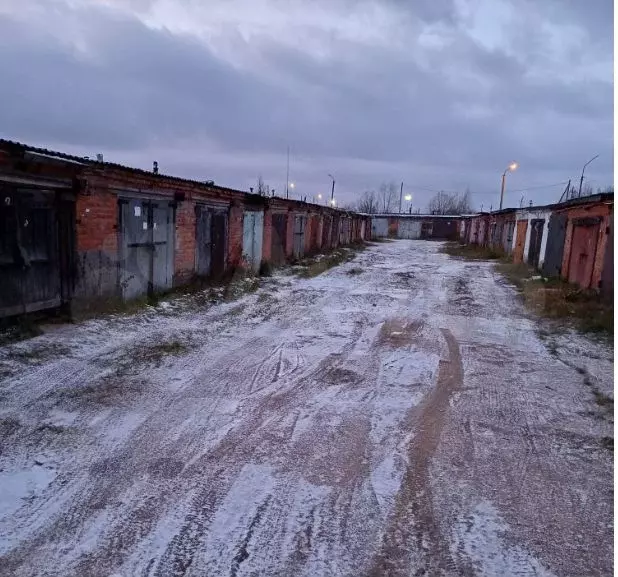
[291,413,371,487]
[378,318,424,347]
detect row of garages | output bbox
[0,139,369,318]
[370,214,463,240]
[459,193,613,296]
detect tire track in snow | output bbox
[368,328,463,576]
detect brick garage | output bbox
[0,139,372,318]
[558,199,613,290]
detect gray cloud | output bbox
[0,0,612,209]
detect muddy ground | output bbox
[0,240,613,577]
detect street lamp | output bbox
[330,198,336,207]
[328,173,335,204]
[578,154,599,197]
[404,194,412,214]
[499,162,518,210]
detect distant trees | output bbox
[256,175,271,196]
[427,189,472,215]
[378,182,399,213]
[357,190,379,214]
[353,182,399,213]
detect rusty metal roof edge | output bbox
[1,138,365,215]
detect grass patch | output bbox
[6,342,72,365]
[59,378,146,406]
[441,242,505,260]
[0,317,44,346]
[125,340,189,366]
[296,243,367,278]
[495,262,613,337]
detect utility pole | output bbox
[558,179,571,203]
[328,173,335,205]
[286,146,290,199]
[578,154,599,197]
[398,181,403,213]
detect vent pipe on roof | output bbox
[153,161,158,174]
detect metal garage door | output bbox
[542,213,567,278]
[293,215,307,259]
[242,210,264,272]
[119,199,174,300]
[398,219,421,239]
[271,213,287,265]
[527,219,545,269]
[372,218,388,238]
[196,205,228,278]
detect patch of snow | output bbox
[0,465,56,521]
[451,500,557,577]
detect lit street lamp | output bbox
[499,162,518,210]
[404,193,412,213]
[330,198,336,207]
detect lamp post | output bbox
[578,154,599,197]
[499,162,518,210]
[404,194,412,214]
[328,173,335,205]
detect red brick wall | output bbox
[228,204,244,267]
[262,208,272,263]
[315,216,323,249]
[75,188,118,253]
[560,203,611,289]
[174,201,196,283]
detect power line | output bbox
[401,180,571,197]
[506,180,570,194]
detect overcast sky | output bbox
[0,0,613,209]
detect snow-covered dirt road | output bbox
[0,240,613,577]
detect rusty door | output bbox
[568,220,600,289]
[271,213,287,265]
[528,219,544,269]
[196,205,228,278]
[211,211,227,277]
[513,220,528,263]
